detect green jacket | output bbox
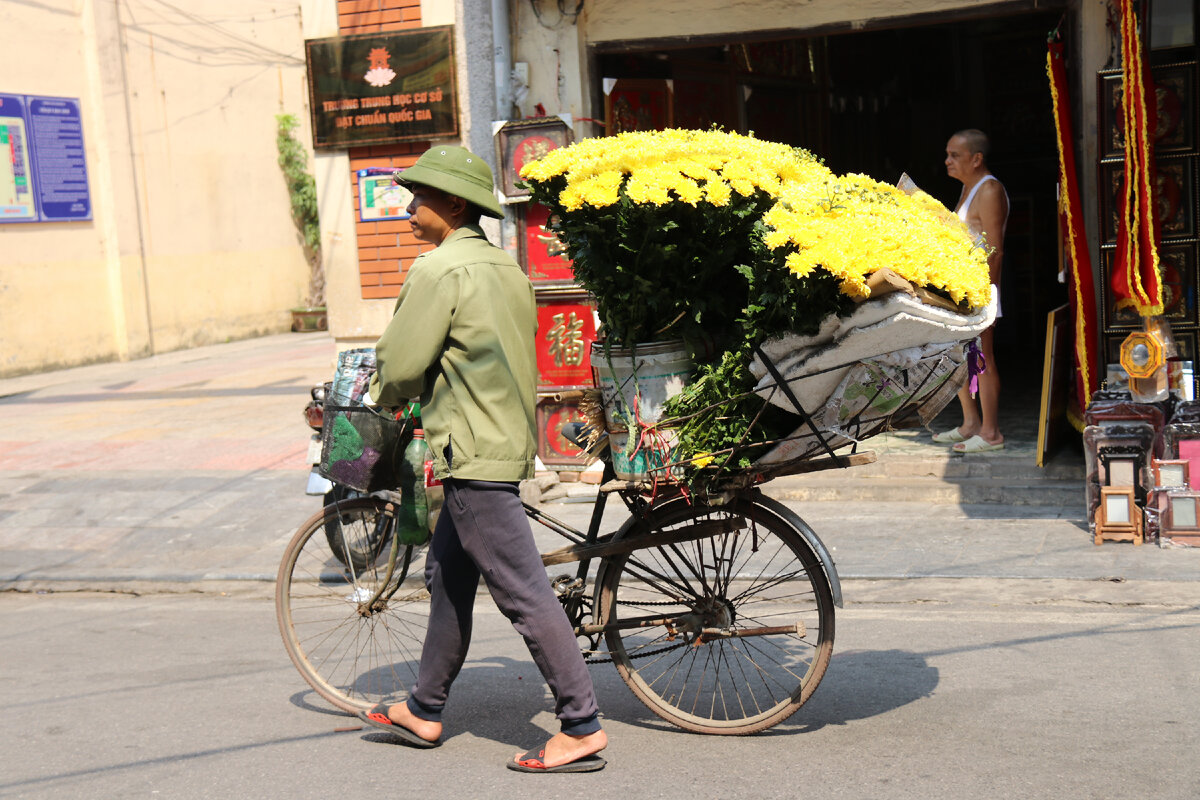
[369,225,538,481]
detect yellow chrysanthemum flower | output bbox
[704,178,732,207]
[519,129,991,309]
[763,172,991,307]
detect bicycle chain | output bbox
[584,640,687,665]
[582,597,692,664]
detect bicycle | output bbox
[275,429,877,736]
[277,336,966,735]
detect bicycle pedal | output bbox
[551,574,585,598]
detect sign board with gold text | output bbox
[305,27,457,149]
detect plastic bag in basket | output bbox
[319,406,412,493]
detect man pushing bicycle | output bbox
[362,145,608,773]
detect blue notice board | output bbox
[0,93,91,223]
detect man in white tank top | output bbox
[932,129,1009,453]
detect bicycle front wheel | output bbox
[275,497,430,713]
[598,495,835,735]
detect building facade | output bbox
[4,0,1196,401]
[1,1,320,377]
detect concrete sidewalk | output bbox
[2,333,1199,596]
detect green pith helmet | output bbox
[393,146,504,219]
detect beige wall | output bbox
[1,0,313,377]
[510,0,590,139]
[305,0,397,350]
[583,0,1016,43]
[309,0,474,354]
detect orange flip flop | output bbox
[507,743,607,773]
[358,703,441,748]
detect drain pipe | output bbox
[491,0,517,258]
[492,0,512,119]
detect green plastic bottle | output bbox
[396,431,430,545]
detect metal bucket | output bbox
[590,340,692,480]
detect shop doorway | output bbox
[597,8,1068,405]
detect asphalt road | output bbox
[3,587,1198,800]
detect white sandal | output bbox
[931,428,967,444]
[952,434,1005,454]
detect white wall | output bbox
[509,0,591,140]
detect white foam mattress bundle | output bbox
[748,292,998,466]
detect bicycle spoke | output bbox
[277,498,430,713]
[602,497,834,734]
[615,551,701,603]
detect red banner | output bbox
[523,203,576,283]
[1046,40,1099,414]
[1109,0,1163,316]
[535,292,597,389]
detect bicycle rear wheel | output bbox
[275,497,430,713]
[597,495,835,734]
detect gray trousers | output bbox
[405,477,602,735]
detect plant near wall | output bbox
[276,113,323,309]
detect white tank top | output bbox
[956,174,1009,227]
[957,174,1007,319]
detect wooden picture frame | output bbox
[1173,330,1200,400]
[1152,458,1191,489]
[1100,247,1142,330]
[1158,240,1200,328]
[1104,332,1129,367]
[1101,451,1140,487]
[494,117,573,200]
[1098,70,1125,160]
[535,395,591,469]
[1099,245,1196,330]
[534,287,597,391]
[1098,61,1197,159]
[1163,490,1200,544]
[1096,485,1144,545]
[604,78,673,135]
[1171,330,1197,361]
[1099,157,1196,244]
[1149,61,1197,155]
[1161,489,1200,544]
[1036,304,1071,467]
[1099,159,1124,245]
[1085,424,1155,527]
[1163,421,1200,487]
[1155,156,1196,240]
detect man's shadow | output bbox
[336,648,938,743]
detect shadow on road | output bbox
[772,648,939,735]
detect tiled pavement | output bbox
[2,333,1198,591]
